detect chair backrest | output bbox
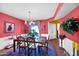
[16,36,27,46]
[27,37,36,48]
[27,37,35,41]
[17,36,25,40]
[39,36,48,47]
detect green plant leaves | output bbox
[61,18,79,34]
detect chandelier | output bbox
[25,10,31,24]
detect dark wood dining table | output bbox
[13,37,48,56]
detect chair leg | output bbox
[38,46,42,56]
[28,48,32,56]
[24,48,26,55]
[28,48,29,56]
[38,46,40,55]
[34,49,36,56]
[19,47,21,53]
[46,47,48,55]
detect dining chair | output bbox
[38,36,48,56]
[27,37,36,56]
[16,36,28,55]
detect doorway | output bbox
[48,22,57,39]
[48,20,60,40]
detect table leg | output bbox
[13,40,16,52]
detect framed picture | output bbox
[5,22,15,32]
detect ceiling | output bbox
[0,3,58,20]
[55,3,79,19]
[0,3,79,20]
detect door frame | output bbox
[50,19,60,39]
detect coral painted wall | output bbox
[40,20,48,34]
[60,5,79,43]
[0,12,25,38]
[25,21,30,33]
[0,12,49,38]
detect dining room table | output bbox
[13,36,48,56]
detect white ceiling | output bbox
[55,3,79,19]
[0,3,58,20]
[0,3,79,20]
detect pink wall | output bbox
[39,20,48,34]
[0,12,49,38]
[60,5,79,43]
[0,12,25,38]
[25,21,30,33]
